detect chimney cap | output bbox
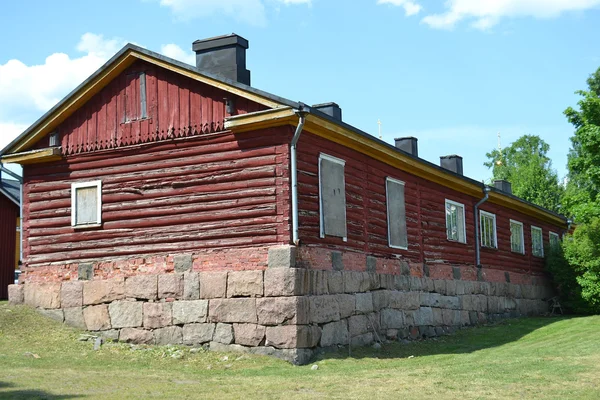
[394,136,418,141]
[440,154,462,160]
[312,102,340,108]
[192,33,249,52]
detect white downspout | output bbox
[291,108,307,245]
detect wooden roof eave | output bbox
[1,147,63,165]
[224,107,297,133]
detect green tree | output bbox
[563,66,600,222]
[550,66,600,315]
[484,135,563,213]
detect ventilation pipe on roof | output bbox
[474,186,491,268]
[291,104,308,246]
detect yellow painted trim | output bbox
[227,111,567,228]
[1,148,63,165]
[224,108,297,133]
[131,53,284,109]
[487,192,566,227]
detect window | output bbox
[386,177,408,249]
[445,199,466,243]
[480,210,497,248]
[549,231,560,248]
[510,219,525,254]
[124,72,147,123]
[71,181,102,227]
[319,153,347,240]
[531,226,544,257]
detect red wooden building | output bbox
[2,34,567,363]
[0,171,20,300]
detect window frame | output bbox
[479,210,497,249]
[509,219,525,254]
[531,225,544,257]
[71,180,102,228]
[386,177,408,250]
[549,231,560,248]
[318,153,347,242]
[445,199,467,244]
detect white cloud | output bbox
[377,0,422,16]
[378,0,600,30]
[0,33,125,118]
[160,44,196,65]
[421,0,600,30]
[156,0,310,26]
[0,33,126,150]
[0,122,28,151]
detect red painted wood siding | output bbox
[297,132,564,275]
[0,194,19,299]
[22,127,292,268]
[33,60,267,153]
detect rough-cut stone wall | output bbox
[9,245,554,365]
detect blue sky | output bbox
[1,0,599,183]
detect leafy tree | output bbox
[563,66,600,222]
[549,67,600,315]
[547,217,600,314]
[484,135,563,213]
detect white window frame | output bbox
[531,225,544,257]
[549,231,560,248]
[386,177,408,250]
[445,199,467,244]
[479,210,497,249]
[318,153,347,242]
[71,180,102,227]
[509,219,525,254]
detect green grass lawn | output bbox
[1,302,599,399]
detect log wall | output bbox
[23,127,292,268]
[296,132,564,276]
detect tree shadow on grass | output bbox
[0,382,84,400]
[314,316,577,362]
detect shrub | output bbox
[546,217,600,314]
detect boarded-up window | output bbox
[386,177,408,249]
[319,153,347,240]
[71,181,102,227]
[124,72,147,123]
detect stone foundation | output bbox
[9,247,554,365]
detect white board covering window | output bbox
[549,231,560,248]
[480,210,497,249]
[510,219,525,254]
[445,199,466,243]
[71,181,102,227]
[531,226,544,257]
[386,177,408,249]
[319,153,347,240]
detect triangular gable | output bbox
[1,44,297,156]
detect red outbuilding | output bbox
[0,170,20,300]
